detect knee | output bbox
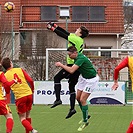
[6,113,13,119]
[76,95,80,102]
[69,83,76,93]
[79,98,86,105]
[54,75,61,83]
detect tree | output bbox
[0,14,62,80]
[122,3,133,48]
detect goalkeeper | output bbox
[47,22,89,119]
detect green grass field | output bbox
[0,104,132,133]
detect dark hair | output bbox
[67,46,77,53]
[1,57,11,70]
[80,26,89,38]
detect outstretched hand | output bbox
[112,82,119,90]
[47,22,53,30]
[46,22,57,31]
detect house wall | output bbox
[0,0,21,31]
[55,35,123,52]
[86,36,121,48]
[18,0,124,34]
[0,0,126,78]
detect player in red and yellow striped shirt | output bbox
[112,56,133,133]
[1,57,38,133]
[0,64,17,133]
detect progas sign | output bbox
[37,90,70,95]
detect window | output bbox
[85,46,111,58]
[41,6,57,21]
[20,32,32,57]
[89,6,105,22]
[84,47,98,57]
[59,7,70,18]
[101,47,111,57]
[71,6,105,22]
[72,6,88,22]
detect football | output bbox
[4,2,15,12]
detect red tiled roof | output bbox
[0,0,124,34]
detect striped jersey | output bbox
[67,33,84,64]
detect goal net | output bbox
[46,48,133,104]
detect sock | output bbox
[70,93,76,110]
[26,118,31,133]
[21,119,33,132]
[6,118,14,132]
[54,83,61,101]
[82,105,88,123]
[126,120,133,133]
[78,102,82,111]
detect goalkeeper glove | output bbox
[51,22,58,28]
[47,22,58,30]
[47,22,55,31]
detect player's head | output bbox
[75,26,89,38]
[67,46,78,59]
[1,57,13,70]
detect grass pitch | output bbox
[0,104,132,133]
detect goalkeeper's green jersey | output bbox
[67,33,84,64]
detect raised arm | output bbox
[47,22,70,40]
[114,57,128,81]
[112,57,128,90]
[55,62,79,74]
[0,72,16,94]
[54,27,70,40]
[21,69,34,93]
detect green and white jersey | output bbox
[74,53,97,79]
[67,33,84,64]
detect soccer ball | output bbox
[4,2,15,12]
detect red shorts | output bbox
[0,100,11,115]
[15,94,33,114]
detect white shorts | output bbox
[76,75,99,93]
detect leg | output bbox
[76,89,91,123]
[25,95,38,133]
[16,95,38,133]
[76,76,99,131]
[25,111,31,133]
[80,92,90,122]
[76,89,82,110]
[51,68,70,108]
[19,113,37,133]
[65,71,80,119]
[126,120,133,133]
[19,112,33,132]
[25,111,38,133]
[77,92,90,131]
[5,113,14,133]
[1,100,14,133]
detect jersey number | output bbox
[85,87,90,92]
[14,73,22,84]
